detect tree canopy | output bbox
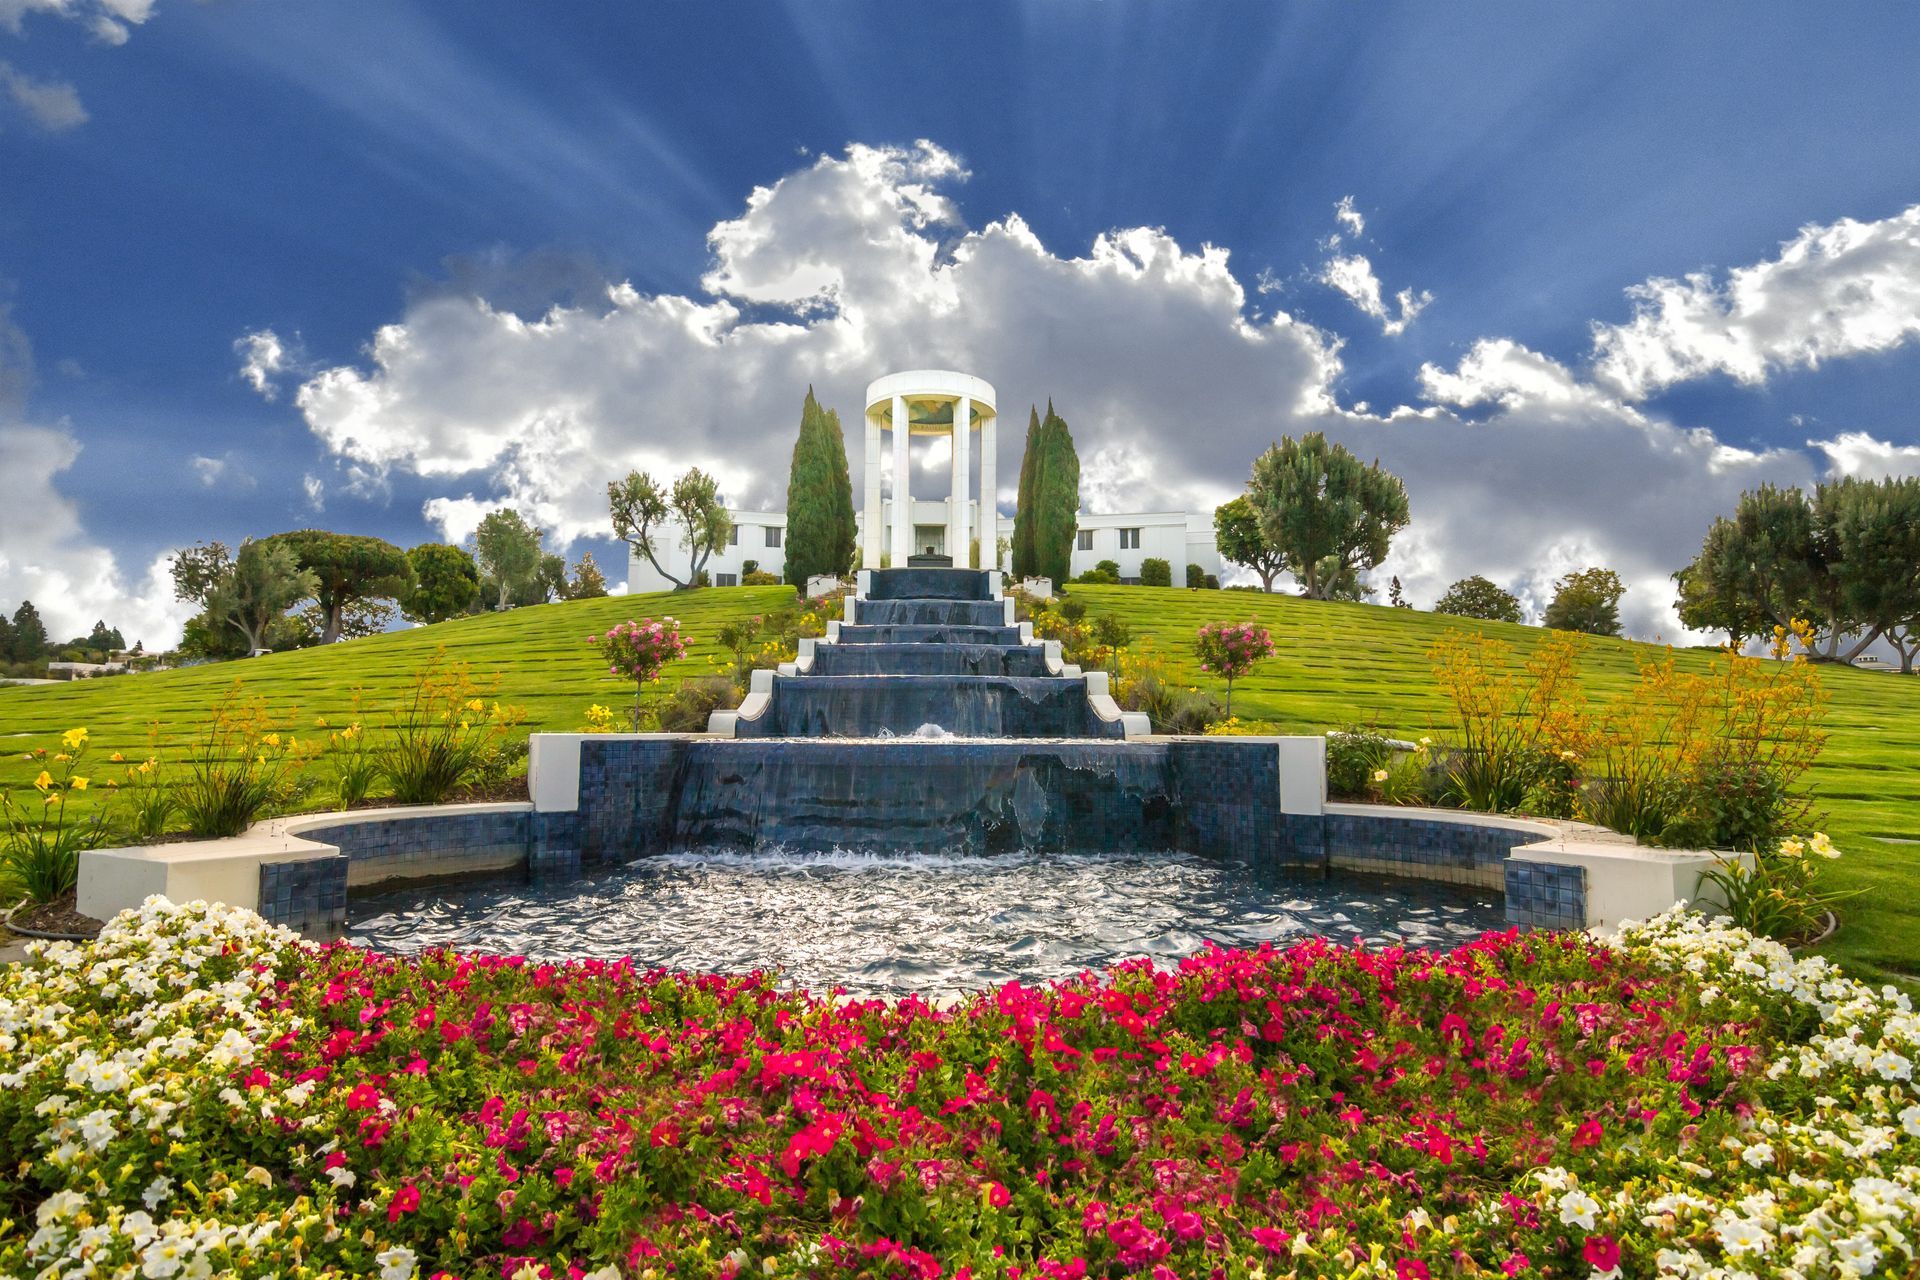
[1213,496,1285,592]
[402,543,480,624]
[567,552,610,600]
[171,539,315,652]
[609,468,733,590]
[8,602,46,663]
[1542,567,1625,636]
[1246,433,1409,601]
[472,510,545,609]
[1435,575,1524,624]
[264,530,413,644]
[783,388,857,586]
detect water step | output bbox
[806,642,1052,678]
[865,567,994,601]
[855,598,1008,628]
[672,738,1176,853]
[734,674,1123,739]
[835,624,1021,646]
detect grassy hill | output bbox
[2,582,1914,985]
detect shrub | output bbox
[1090,615,1132,671]
[1186,562,1207,588]
[742,559,759,576]
[1073,567,1119,585]
[376,657,525,805]
[174,689,312,838]
[0,728,111,902]
[654,675,740,732]
[321,715,379,810]
[1113,646,1225,734]
[1193,620,1275,716]
[1427,629,1587,814]
[1326,724,1395,799]
[1702,832,1851,942]
[1204,574,1220,589]
[741,570,781,586]
[593,617,690,727]
[1139,557,1172,587]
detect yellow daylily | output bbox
[32,770,53,790]
[110,751,125,762]
[70,777,89,791]
[61,727,89,750]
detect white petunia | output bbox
[1558,1188,1600,1230]
[376,1245,418,1280]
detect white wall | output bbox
[1070,512,1221,583]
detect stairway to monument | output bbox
[711,567,1141,740]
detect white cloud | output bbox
[190,455,225,486]
[287,141,1847,641]
[301,472,325,511]
[1334,195,1365,237]
[1321,255,1431,338]
[1591,204,1920,399]
[1809,431,1920,481]
[235,329,292,399]
[0,60,85,130]
[0,0,152,39]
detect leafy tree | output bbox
[10,601,47,662]
[171,539,315,652]
[1815,475,1920,663]
[609,469,733,590]
[783,388,857,585]
[1032,403,1080,585]
[511,552,569,607]
[1247,433,1410,601]
[567,551,610,600]
[84,621,126,652]
[1011,407,1042,579]
[1674,518,1776,649]
[291,597,395,644]
[1092,615,1132,670]
[0,612,14,664]
[1542,567,1625,636]
[402,543,480,624]
[472,510,545,609]
[264,530,413,644]
[1139,557,1172,587]
[1388,577,1412,609]
[1213,495,1285,592]
[1186,563,1207,589]
[1435,575,1524,624]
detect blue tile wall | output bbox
[1167,740,1284,864]
[1321,812,1542,880]
[300,811,530,885]
[575,738,690,866]
[257,856,347,939]
[1504,860,1587,930]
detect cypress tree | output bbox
[1011,406,1042,579]
[10,600,48,662]
[783,387,858,586]
[1033,401,1081,585]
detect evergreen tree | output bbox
[1031,401,1081,585]
[1010,407,1042,578]
[567,552,610,599]
[782,387,858,585]
[0,612,13,663]
[10,601,48,662]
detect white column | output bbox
[949,397,971,567]
[978,411,997,572]
[862,412,882,569]
[890,394,912,565]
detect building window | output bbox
[1119,528,1141,549]
[1077,530,1093,550]
[715,573,738,587]
[728,526,739,546]
[765,526,783,548]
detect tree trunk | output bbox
[320,602,343,645]
[497,577,512,610]
[1259,569,1276,592]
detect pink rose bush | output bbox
[589,618,689,729]
[3,899,1917,1278]
[1194,621,1275,716]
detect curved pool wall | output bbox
[76,565,1733,942]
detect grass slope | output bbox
[1,583,1914,984]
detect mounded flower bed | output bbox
[3,902,1917,1279]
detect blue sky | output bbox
[3,1,1919,643]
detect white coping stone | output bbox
[826,620,842,642]
[1277,735,1327,815]
[1003,598,1016,626]
[809,574,845,598]
[1042,639,1064,673]
[76,802,533,925]
[1083,670,1110,697]
[986,570,1003,597]
[1019,621,1033,642]
[855,569,872,600]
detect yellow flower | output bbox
[314,716,329,728]
[1372,769,1390,783]
[53,752,71,763]
[70,777,88,791]
[110,751,125,763]
[467,699,486,713]
[33,770,54,790]
[61,727,89,750]
[262,733,281,747]
[105,779,119,789]
[44,792,61,806]
[138,759,156,775]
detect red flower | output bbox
[986,1181,1011,1209]
[387,1183,421,1222]
[1583,1236,1621,1272]
[649,1120,680,1148]
[1396,1262,1431,1280]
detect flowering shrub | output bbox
[1194,621,1274,716]
[1703,831,1852,943]
[173,688,316,838]
[591,617,689,726]
[319,702,380,809]
[1,727,111,902]
[378,656,526,804]
[7,898,1915,1278]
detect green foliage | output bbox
[1010,403,1079,583]
[609,468,733,590]
[174,689,310,838]
[171,539,316,652]
[401,543,480,623]
[471,510,545,609]
[1246,433,1409,600]
[653,675,740,732]
[8,601,47,662]
[1090,614,1132,671]
[0,729,109,902]
[1435,575,1524,624]
[1214,495,1284,592]
[263,530,413,645]
[742,570,781,585]
[376,656,524,805]
[1701,833,1851,942]
[1326,725,1396,799]
[783,387,858,586]
[1139,557,1172,587]
[1186,563,1206,588]
[1542,566,1625,636]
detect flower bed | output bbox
[3,902,1916,1279]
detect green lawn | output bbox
[2,582,1914,986]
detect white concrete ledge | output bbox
[77,802,533,925]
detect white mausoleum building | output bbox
[623,369,1222,592]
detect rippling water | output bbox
[346,851,1505,1000]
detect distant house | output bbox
[46,661,128,680]
[623,502,1222,593]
